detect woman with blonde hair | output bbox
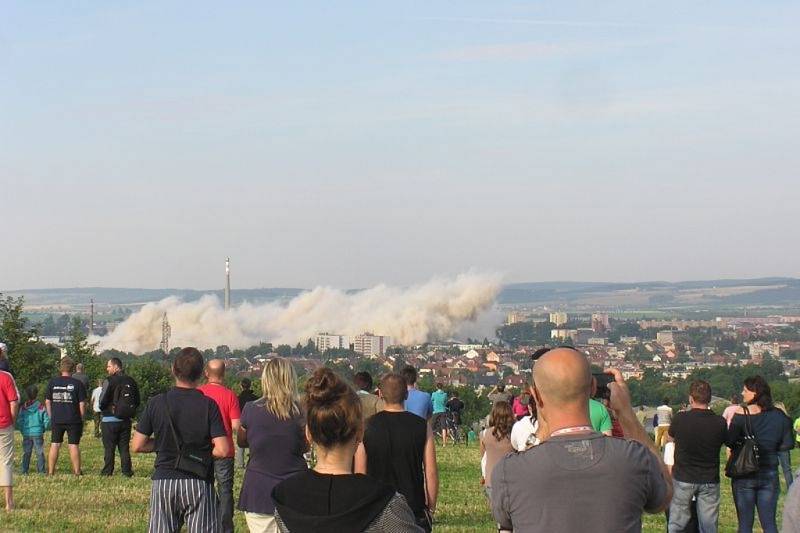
[237,358,307,532]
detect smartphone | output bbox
[592,372,613,400]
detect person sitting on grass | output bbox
[273,368,422,532]
[16,385,49,475]
[45,356,87,476]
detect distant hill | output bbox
[499,277,800,308]
[5,277,800,309]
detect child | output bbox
[16,385,50,474]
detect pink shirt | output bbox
[198,383,241,458]
[512,396,528,417]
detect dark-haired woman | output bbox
[480,401,515,506]
[271,368,422,532]
[728,375,793,533]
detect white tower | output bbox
[224,258,231,310]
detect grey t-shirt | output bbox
[491,432,667,533]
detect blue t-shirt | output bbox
[431,390,447,414]
[405,388,432,420]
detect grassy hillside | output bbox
[0,432,793,531]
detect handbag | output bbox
[725,405,760,478]
[163,395,213,478]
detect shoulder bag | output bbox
[163,394,213,478]
[725,405,760,478]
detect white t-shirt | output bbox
[510,415,540,452]
[91,386,103,413]
[663,441,675,466]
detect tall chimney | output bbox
[224,258,231,310]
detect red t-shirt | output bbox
[198,383,241,458]
[0,371,20,429]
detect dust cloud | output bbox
[95,272,502,353]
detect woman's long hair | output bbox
[260,357,301,420]
[489,400,515,441]
[743,375,773,411]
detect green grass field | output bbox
[0,432,793,531]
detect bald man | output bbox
[198,359,241,533]
[491,348,672,533]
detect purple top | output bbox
[237,398,308,515]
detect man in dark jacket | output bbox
[235,378,258,469]
[99,357,140,477]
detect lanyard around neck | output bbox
[549,425,593,438]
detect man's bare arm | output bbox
[132,430,155,453]
[211,436,230,459]
[423,423,439,512]
[9,400,18,425]
[606,368,673,513]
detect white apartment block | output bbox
[352,333,392,357]
[315,333,350,352]
[506,312,526,325]
[549,312,568,326]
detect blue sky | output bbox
[2,2,799,290]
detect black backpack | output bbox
[112,377,139,419]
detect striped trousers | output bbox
[149,478,220,533]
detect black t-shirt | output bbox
[363,410,427,517]
[728,408,794,468]
[46,376,87,425]
[238,389,258,411]
[135,387,226,481]
[669,408,727,483]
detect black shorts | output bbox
[52,423,83,445]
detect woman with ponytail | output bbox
[271,368,422,532]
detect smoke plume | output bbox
[95,272,502,354]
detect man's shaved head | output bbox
[533,347,591,407]
[206,359,225,380]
